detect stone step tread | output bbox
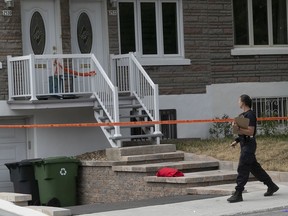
[187,181,263,196]
[0,192,32,202]
[110,133,162,141]
[119,151,185,162]
[106,144,177,160]
[105,124,155,130]
[144,170,238,184]
[27,206,72,216]
[112,160,219,172]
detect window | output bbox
[232,0,288,55]
[160,109,177,139]
[118,0,189,65]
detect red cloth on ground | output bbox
[156,167,184,177]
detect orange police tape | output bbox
[0,117,287,129]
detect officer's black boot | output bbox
[264,182,279,196]
[227,190,243,203]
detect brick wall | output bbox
[107,0,288,95]
[0,0,22,100]
[208,0,288,84]
[61,0,71,54]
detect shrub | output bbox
[209,114,232,139]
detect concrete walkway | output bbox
[0,198,47,216]
[77,182,288,216]
[0,182,288,216]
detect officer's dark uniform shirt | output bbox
[235,110,257,154]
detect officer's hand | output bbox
[230,141,238,148]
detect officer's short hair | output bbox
[240,94,252,108]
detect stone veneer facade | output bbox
[78,162,190,204]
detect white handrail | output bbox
[111,53,161,136]
[90,54,120,137]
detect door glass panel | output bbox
[77,12,93,53]
[141,2,157,54]
[162,3,178,54]
[30,11,46,54]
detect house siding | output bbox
[0,0,22,100]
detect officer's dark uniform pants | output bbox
[235,140,273,192]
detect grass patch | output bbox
[168,135,288,172]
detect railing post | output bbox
[90,55,96,93]
[153,84,161,144]
[128,52,135,95]
[113,87,122,147]
[29,54,38,101]
[110,54,116,86]
[7,55,14,101]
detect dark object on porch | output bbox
[49,75,74,94]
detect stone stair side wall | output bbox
[77,162,189,204]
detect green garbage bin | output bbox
[33,157,79,207]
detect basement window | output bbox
[160,109,177,139]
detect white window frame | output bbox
[231,0,288,56]
[117,0,190,65]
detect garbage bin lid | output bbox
[5,162,20,169]
[18,158,42,166]
[41,156,79,164]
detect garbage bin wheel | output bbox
[47,197,61,207]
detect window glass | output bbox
[162,3,178,54]
[30,11,46,54]
[77,12,93,53]
[272,0,288,44]
[233,0,249,45]
[119,2,136,54]
[141,2,157,54]
[253,0,268,45]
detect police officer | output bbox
[227,94,279,203]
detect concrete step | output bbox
[187,182,263,196]
[144,170,238,185]
[27,206,72,216]
[110,133,163,141]
[119,151,184,164]
[94,104,142,111]
[104,124,155,130]
[112,160,219,173]
[100,114,150,121]
[106,144,177,161]
[0,192,31,207]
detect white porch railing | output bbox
[7,54,120,140]
[7,54,97,100]
[111,53,161,136]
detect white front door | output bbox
[21,0,61,55]
[0,120,27,192]
[70,0,109,70]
